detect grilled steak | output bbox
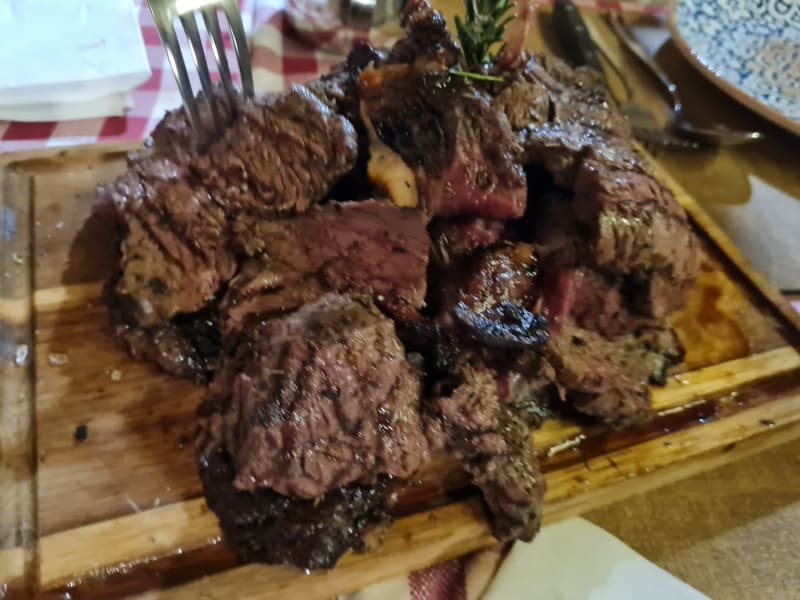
[574,160,697,279]
[101,0,699,571]
[433,243,548,351]
[105,88,357,329]
[360,72,528,220]
[197,294,427,566]
[102,88,359,377]
[223,200,429,332]
[546,323,683,426]
[494,55,636,188]
[355,3,528,220]
[426,358,546,541]
[198,294,429,499]
[199,448,398,569]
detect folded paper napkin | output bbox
[348,518,710,600]
[0,0,150,121]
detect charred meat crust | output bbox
[199,448,398,570]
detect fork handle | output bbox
[553,0,604,73]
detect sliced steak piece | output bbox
[223,200,429,332]
[107,163,235,329]
[430,92,527,220]
[191,87,359,217]
[542,56,629,137]
[105,87,359,332]
[356,3,527,220]
[360,78,528,219]
[492,55,637,186]
[519,123,644,189]
[430,217,508,265]
[197,294,428,568]
[495,54,631,141]
[426,359,545,542]
[530,187,694,337]
[574,160,698,280]
[199,448,398,570]
[495,52,698,311]
[545,323,683,427]
[197,293,429,500]
[433,243,548,351]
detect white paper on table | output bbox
[0,0,150,107]
[703,176,800,291]
[0,91,132,121]
[482,518,710,600]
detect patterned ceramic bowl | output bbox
[671,0,800,136]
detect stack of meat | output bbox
[101,0,697,570]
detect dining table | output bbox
[0,1,798,598]
[548,8,800,598]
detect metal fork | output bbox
[147,0,255,141]
[606,12,764,148]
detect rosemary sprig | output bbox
[454,0,516,67]
[448,68,505,83]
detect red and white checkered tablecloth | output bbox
[0,0,667,154]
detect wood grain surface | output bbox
[1,4,800,599]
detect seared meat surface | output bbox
[198,294,429,499]
[355,3,528,220]
[546,323,683,426]
[433,243,548,351]
[101,88,358,378]
[103,0,698,571]
[360,71,528,219]
[197,294,428,568]
[223,199,429,333]
[199,448,398,569]
[426,356,546,541]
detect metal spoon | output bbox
[606,12,765,147]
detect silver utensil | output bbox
[606,12,765,148]
[147,0,254,141]
[591,37,700,152]
[552,0,698,151]
[595,46,700,152]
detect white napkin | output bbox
[482,518,709,600]
[703,175,800,291]
[0,0,150,121]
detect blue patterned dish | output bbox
[671,0,800,136]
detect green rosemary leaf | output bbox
[449,68,506,83]
[455,0,516,68]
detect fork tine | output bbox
[165,35,203,135]
[148,3,203,134]
[221,0,255,97]
[180,12,223,131]
[201,6,237,115]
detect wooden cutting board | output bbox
[1,137,799,600]
[3,12,800,600]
